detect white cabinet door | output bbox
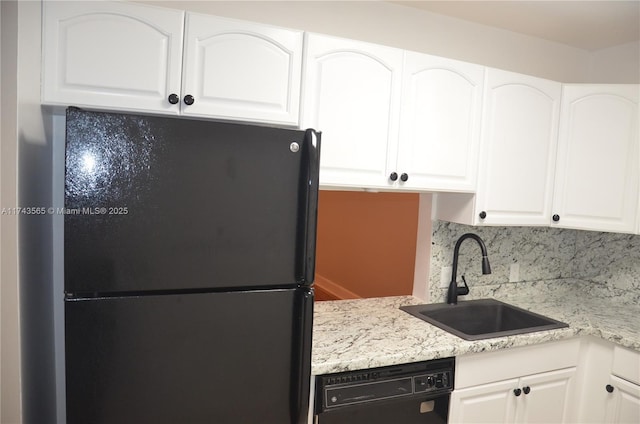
[451,368,576,424]
[449,379,518,424]
[516,368,576,423]
[181,13,303,126]
[605,375,640,424]
[301,33,403,189]
[552,85,639,233]
[396,53,483,192]
[42,1,184,114]
[474,69,561,226]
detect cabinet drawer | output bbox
[456,338,580,389]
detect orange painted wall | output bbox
[315,190,420,298]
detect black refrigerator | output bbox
[63,108,320,424]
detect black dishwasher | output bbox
[315,357,454,424]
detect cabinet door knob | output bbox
[523,386,531,395]
[400,173,409,182]
[479,211,487,219]
[389,172,398,181]
[552,214,560,222]
[513,388,522,397]
[606,384,614,393]
[183,95,195,105]
[167,93,179,104]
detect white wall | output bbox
[2,1,57,423]
[1,1,22,423]
[17,0,58,420]
[589,41,640,83]
[140,0,638,83]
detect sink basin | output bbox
[400,299,568,341]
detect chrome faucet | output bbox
[447,233,492,305]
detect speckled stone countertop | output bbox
[311,284,640,375]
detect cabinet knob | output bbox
[513,388,522,397]
[167,93,179,104]
[523,386,531,395]
[389,172,398,181]
[400,173,409,182]
[183,95,195,105]
[479,211,487,219]
[606,384,615,393]
[552,214,560,222]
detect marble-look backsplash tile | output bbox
[571,230,640,304]
[429,221,640,305]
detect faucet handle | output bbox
[458,275,470,296]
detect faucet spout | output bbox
[447,233,492,305]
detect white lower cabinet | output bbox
[515,368,576,423]
[451,339,580,424]
[450,378,518,423]
[605,344,640,424]
[574,337,640,424]
[453,337,640,424]
[450,368,576,424]
[604,375,640,424]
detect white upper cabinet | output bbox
[552,85,639,233]
[395,53,484,192]
[302,34,483,191]
[474,69,561,226]
[435,69,561,226]
[181,13,302,125]
[301,33,403,188]
[42,2,303,125]
[42,1,185,114]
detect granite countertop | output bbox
[311,284,640,375]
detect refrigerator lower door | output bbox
[65,288,313,424]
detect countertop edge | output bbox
[311,294,639,375]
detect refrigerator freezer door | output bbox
[65,288,313,424]
[64,108,319,294]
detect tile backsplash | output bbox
[429,220,640,305]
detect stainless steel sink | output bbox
[400,299,568,341]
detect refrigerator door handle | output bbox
[290,288,314,424]
[297,129,321,285]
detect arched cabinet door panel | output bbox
[181,13,303,126]
[474,68,562,226]
[42,1,185,114]
[552,84,639,233]
[301,33,403,189]
[397,53,484,192]
[435,68,561,226]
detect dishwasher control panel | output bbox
[316,357,454,411]
[413,371,452,393]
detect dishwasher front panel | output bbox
[315,358,454,424]
[316,394,449,424]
